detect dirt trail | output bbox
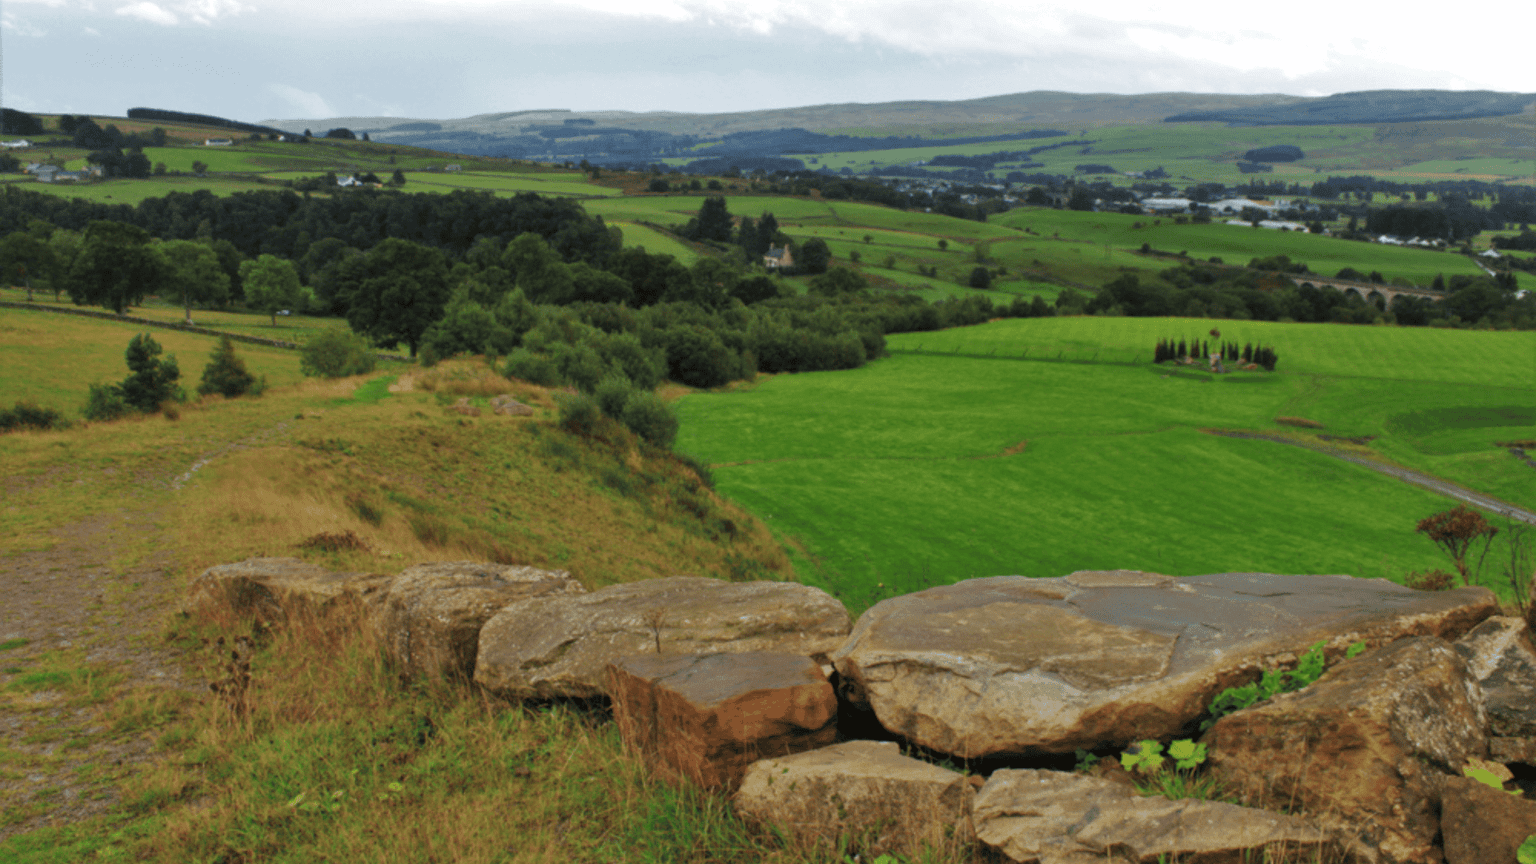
[1205,429,1536,526]
[0,501,193,839]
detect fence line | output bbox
[0,300,409,361]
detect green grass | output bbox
[610,221,702,264]
[0,304,311,419]
[677,317,1535,614]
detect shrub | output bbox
[301,328,377,378]
[620,391,678,448]
[120,333,183,412]
[555,392,602,436]
[83,382,129,421]
[1405,569,1456,591]
[198,335,261,398]
[0,401,68,433]
[502,349,561,387]
[594,372,634,418]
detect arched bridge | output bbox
[1287,276,1443,308]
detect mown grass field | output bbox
[676,317,1536,614]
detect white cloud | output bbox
[83,25,102,35]
[116,2,179,25]
[1,12,50,36]
[269,84,335,117]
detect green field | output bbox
[609,221,702,265]
[0,304,315,417]
[676,317,1535,614]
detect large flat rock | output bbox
[607,651,836,790]
[185,557,391,624]
[973,769,1334,864]
[374,561,585,680]
[476,576,851,699]
[732,740,976,861]
[830,570,1496,757]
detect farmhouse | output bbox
[204,137,234,146]
[764,246,793,271]
[1,139,32,149]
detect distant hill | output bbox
[1164,90,1536,125]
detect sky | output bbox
[3,0,1532,124]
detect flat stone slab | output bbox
[475,576,850,699]
[732,740,976,861]
[185,557,391,622]
[607,651,836,790]
[375,561,584,680]
[830,570,1497,757]
[974,769,1333,864]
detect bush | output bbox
[301,328,377,378]
[620,391,678,448]
[502,349,561,386]
[556,392,602,436]
[594,372,634,418]
[0,401,68,433]
[198,335,261,398]
[121,333,183,412]
[83,383,129,421]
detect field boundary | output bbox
[0,299,410,361]
[1203,428,1536,525]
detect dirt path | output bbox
[1205,429,1536,526]
[0,500,195,840]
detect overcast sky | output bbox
[4,0,1532,123]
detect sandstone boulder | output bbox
[1205,636,1488,864]
[1440,775,1536,864]
[607,651,836,790]
[1455,616,1536,737]
[490,395,533,416]
[185,557,391,623]
[375,561,584,680]
[973,769,1335,864]
[830,570,1496,758]
[732,740,975,861]
[1491,737,1536,764]
[475,576,850,699]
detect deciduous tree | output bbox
[239,254,308,325]
[66,221,166,314]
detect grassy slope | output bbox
[676,318,1535,615]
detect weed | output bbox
[0,638,29,652]
[1200,640,1363,731]
[345,493,385,527]
[407,512,453,548]
[1405,568,1456,591]
[1519,835,1536,864]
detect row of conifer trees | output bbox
[1153,338,1278,371]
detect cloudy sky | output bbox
[3,0,1532,123]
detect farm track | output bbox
[1203,429,1536,526]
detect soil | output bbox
[0,501,194,840]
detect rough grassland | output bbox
[676,318,1534,614]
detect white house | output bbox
[1,139,32,150]
[204,137,233,147]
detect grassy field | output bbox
[0,303,315,421]
[676,316,1535,614]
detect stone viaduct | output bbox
[1286,276,1443,308]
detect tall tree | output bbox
[335,238,451,357]
[686,196,735,243]
[0,232,59,302]
[239,254,307,325]
[66,221,166,314]
[159,240,230,322]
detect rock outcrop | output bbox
[475,576,850,699]
[732,740,976,861]
[1205,636,1488,864]
[185,557,391,623]
[607,651,837,790]
[1440,775,1536,864]
[1454,615,1536,737]
[973,769,1335,864]
[830,570,1496,758]
[374,562,584,680]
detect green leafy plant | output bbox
[1121,740,1166,774]
[1200,640,1365,731]
[1517,835,1536,864]
[1168,739,1207,771]
[1074,749,1100,772]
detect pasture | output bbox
[676,317,1536,614]
[0,304,311,418]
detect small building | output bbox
[337,175,360,187]
[204,137,233,146]
[1,139,32,149]
[764,246,793,271]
